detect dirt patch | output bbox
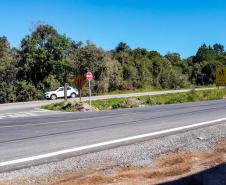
[67,101,99,112]
[33,140,226,185]
[1,140,226,185]
[127,98,142,106]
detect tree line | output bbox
[0,24,226,103]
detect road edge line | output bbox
[0,117,226,168]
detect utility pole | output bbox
[64,83,67,101]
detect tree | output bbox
[71,42,109,94]
[165,52,181,65]
[152,57,163,87]
[107,57,124,91]
[161,67,189,89]
[0,36,17,103]
[193,44,216,63]
[17,24,74,88]
[1,24,226,104]
[72,42,106,77]
[0,36,10,59]
[201,61,217,84]
[16,81,42,102]
[213,43,224,55]
[115,42,130,53]
[148,51,161,60]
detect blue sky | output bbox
[1,0,226,58]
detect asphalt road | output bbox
[0,97,226,172]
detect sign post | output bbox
[216,66,226,88]
[74,74,85,102]
[86,72,93,106]
[64,83,67,101]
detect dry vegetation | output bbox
[1,140,225,185]
[21,140,225,185]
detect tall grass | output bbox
[92,89,226,110]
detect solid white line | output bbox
[0,117,226,168]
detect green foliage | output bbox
[0,24,226,104]
[17,24,73,86]
[161,67,189,89]
[16,81,42,102]
[115,42,130,53]
[42,102,74,112]
[72,42,106,77]
[0,36,17,103]
[43,75,61,91]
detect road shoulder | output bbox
[1,122,225,185]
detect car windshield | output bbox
[57,88,64,91]
[56,87,73,91]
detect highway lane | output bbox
[0,99,226,171]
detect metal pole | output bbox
[64,83,67,101]
[89,80,91,106]
[79,89,82,102]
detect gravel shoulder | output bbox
[0,123,226,185]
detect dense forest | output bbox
[0,24,226,103]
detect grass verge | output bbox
[92,89,226,110]
[42,89,226,112]
[41,101,95,112]
[42,101,75,112]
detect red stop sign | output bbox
[86,72,93,81]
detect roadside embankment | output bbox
[0,122,225,185]
[92,89,226,110]
[42,89,226,112]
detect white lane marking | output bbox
[31,110,50,113]
[0,117,226,167]
[0,109,65,120]
[0,109,55,120]
[7,113,28,118]
[0,112,38,120]
[0,116,6,119]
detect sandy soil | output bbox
[40,140,226,185]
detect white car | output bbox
[45,86,78,100]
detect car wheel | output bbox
[50,94,57,100]
[71,93,76,98]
